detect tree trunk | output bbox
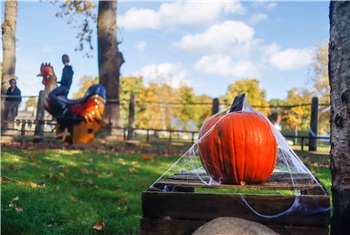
[97,0,124,132]
[329,1,350,234]
[1,0,18,128]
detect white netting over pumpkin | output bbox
[149,93,330,218]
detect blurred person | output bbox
[49,54,74,116]
[4,78,22,121]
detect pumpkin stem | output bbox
[229,93,246,112]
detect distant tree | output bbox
[268,98,285,129]
[1,0,18,127]
[119,76,144,127]
[268,98,286,114]
[25,97,37,110]
[329,2,350,234]
[309,41,330,135]
[137,82,176,129]
[282,88,315,133]
[194,94,213,129]
[173,84,198,130]
[72,75,213,130]
[310,41,330,100]
[72,75,98,99]
[223,79,270,115]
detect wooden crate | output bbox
[56,121,101,144]
[141,171,330,235]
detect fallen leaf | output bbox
[118,158,126,165]
[93,220,105,230]
[107,172,115,177]
[9,164,16,171]
[128,167,136,173]
[80,168,89,174]
[15,207,23,213]
[9,196,20,209]
[68,195,79,203]
[26,180,37,188]
[118,197,129,204]
[142,154,154,161]
[86,179,94,185]
[240,181,246,186]
[52,175,60,183]
[11,196,19,203]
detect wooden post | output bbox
[309,97,318,151]
[21,119,26,136]
[146,129,150,143]
[212,98,219,115]
[169,130,172,144]
[128,92,136,140]
[33,91,45,143]
[301,137,304,151]
[21,120,26,145]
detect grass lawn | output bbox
[1,146,179,235]
[1,144,331,235]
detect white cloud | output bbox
[118,8,160,30]
[263,44,313,70]
[194,55,259,78]
[252,1,278,11]
[42,46,51,53]
[136,41,147,51]
[134,63,191,88]
[175,21,255,54]
[250,13,268,24]
[119,2,245,30]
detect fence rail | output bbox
[1,119,330,151]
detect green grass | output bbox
[1,147,331,234]
[1,148,178,235]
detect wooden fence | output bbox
[1,119,330,151]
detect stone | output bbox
[192,217,279,235]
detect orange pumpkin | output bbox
[198,94,277,185]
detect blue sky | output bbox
[1,1,330,102]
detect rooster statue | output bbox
[37,63,106,143]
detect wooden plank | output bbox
[170,172,318,184]
[140,218,329,235]
[153,179,322,192]
[142,191,330,226]
[152,171,327,193]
